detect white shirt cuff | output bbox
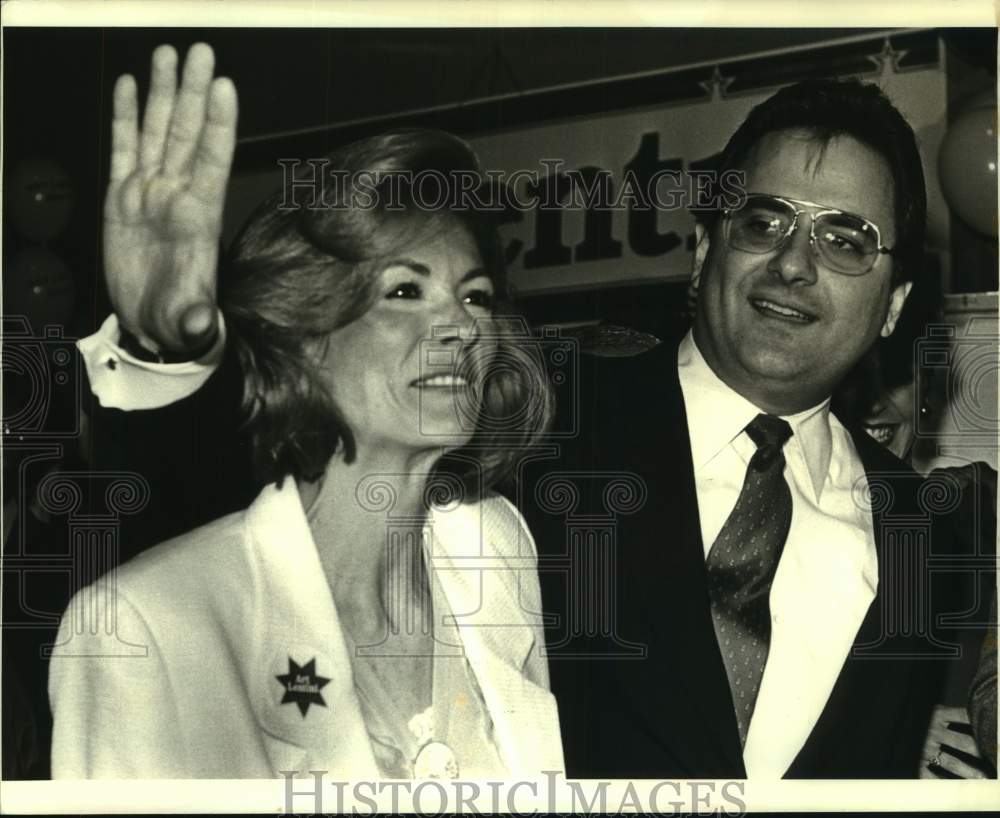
[77,313,226,410]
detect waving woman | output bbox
[49,44,562,780]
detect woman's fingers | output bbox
[928,706,980,753]
[937,726,982,757]
[109,74,139,184]
[929,747,990,779]
[139,45,178,171]
[162,43,216,176]
[922,705,992,779]
[188,76,238,213]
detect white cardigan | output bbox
[48,479,564,779]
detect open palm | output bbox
[104,43,237,354]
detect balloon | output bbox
[938,93,998,237]
[5,158,76,241]
[5,246,76,330]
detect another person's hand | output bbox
[920,704,993,779]
[103,43,237,355]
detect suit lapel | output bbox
[427,500,565,775]
[244,482,380,778]
[843,427,891,648]
[786,426,913,776]
[597,344,745,774]
[242,484,562,778]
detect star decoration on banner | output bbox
[871,38,902,82]
[698,65,734,102]
[276,657,330,717]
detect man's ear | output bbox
[691,221,711,289]
[880,280,913,337]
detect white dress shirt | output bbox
[677,331,879,778]
[79,313,224,409]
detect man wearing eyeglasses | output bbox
[541,78,959,780]
[73,69,958,780]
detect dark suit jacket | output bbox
[523,339,955,779]
[85,340,258,560]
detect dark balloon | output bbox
[938,91,998,237]
[6,158,76,242]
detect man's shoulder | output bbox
[575,340,683,419]
[539,339,689,472]
[580,338,679,381]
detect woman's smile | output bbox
[410,373,470,388]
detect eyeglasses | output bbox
[722,193,895,276]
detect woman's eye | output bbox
[386,282,422,299]
[463,289,495,309]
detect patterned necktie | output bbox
[705,413,793,746]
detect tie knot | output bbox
[745,414,792,459]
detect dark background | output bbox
[1,25,997,782]
[3,27,997,344]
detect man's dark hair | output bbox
[699,77,927,285]
[693,78,936,432]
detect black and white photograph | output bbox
[1,1,998,813]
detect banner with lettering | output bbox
[226,31,949,297]
[468,31,948,294]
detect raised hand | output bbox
[103,43,238,355]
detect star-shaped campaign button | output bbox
[276,657,331,717]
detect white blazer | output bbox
[48,480,564,779]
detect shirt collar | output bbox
[677,331,833,498]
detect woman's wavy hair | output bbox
[221,129,553,499]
